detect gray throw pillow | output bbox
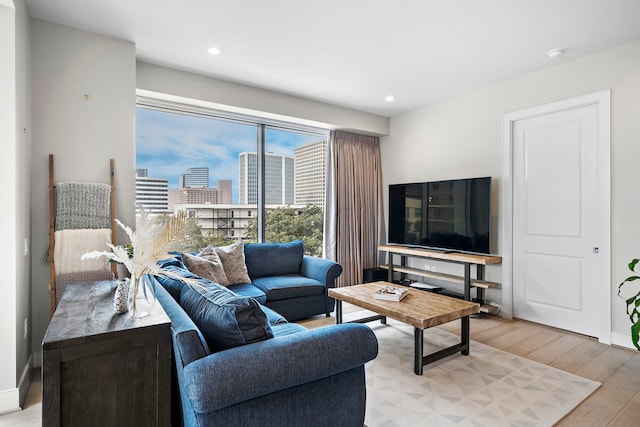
[182,252,230,286]
[199,242,251,285]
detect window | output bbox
[135,98,328,255]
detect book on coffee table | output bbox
[373,286,408,302]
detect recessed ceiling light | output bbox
[385,95,395,102]
[207,47,221,55]
[547,48,565,59]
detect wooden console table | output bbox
[379,244,502,313]
[42,281,171,427]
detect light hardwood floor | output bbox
[299,305,640,426]
[2,309,638,426]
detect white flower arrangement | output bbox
[82,208,202,311]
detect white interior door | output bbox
[508,94,610,339]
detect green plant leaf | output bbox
[619,258,640,351]
[626,290,640,304]
[618,277,640,296]
[631,322,640,351]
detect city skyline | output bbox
[136,107,325,203]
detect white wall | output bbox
[30,19,137,363]
[14,0,31,408]
[0,1,18,413]
[0,0,31,414]
[381,40,640,340]
[136,61,389,137]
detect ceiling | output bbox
[24,0,640,117]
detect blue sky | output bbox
[136,108,323,203]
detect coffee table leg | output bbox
[414,317,471,375]
[462,315,470,355]
[336,300,342,324]
[414,328,423,375]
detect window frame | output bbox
[135,95,330,244]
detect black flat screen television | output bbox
[388,177,491,254]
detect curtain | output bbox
[324,130,386,287]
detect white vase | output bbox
[113,279,130,314]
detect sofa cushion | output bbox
[183,252,230,286]
[228,283,267,304]
[251,275,325,301]
[199,242,251,285]
[244,240,304,279]
[179,282,273,352]
[271,322,307,337]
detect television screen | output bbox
[388,177,491,254]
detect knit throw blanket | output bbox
[55,182,111,230]
[53,228,112,276]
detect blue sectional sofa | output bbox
[154,266,378,426]
[152,240,378,426]
[164,240,342,321]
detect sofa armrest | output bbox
[182,323,377,413]
[300,255,342,288]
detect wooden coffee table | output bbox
[329,281,479,375]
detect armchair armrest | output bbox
[182,323,377,413]
[300,255,342,288]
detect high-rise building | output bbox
[136,169,148,178]
[217,180,232,204]
[168,180,233,210]
[168,188,219,210]
[239,152,257,204]
[179,167,209,188]
[239,152,294,205]
[135,176,169,213]
[294,140,327,206]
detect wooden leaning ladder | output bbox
[48,154,117,317]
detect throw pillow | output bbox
[155,263,201,300]
[199,242,251,285]
[179,282,273,352]
[182,252,230,286]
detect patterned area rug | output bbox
[364,320,600,427]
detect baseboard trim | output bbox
[0,354,34,415]
[611,331,638,351]
[0,387,19,416]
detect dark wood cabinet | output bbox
[42,280,171,427]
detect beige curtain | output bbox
[324,130,386,287]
